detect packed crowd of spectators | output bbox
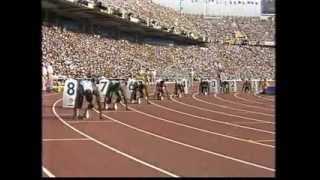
[42,0,275,81]
[101,0,200,33]
[42,23,274,81]
[75,0,204,40]
[192,15,275,44]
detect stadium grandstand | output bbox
[42,0,275,83]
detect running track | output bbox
[42,90,275,177]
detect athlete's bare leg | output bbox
[143,84,150,104]
[119,87,128,110]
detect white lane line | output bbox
[192,94,274,117]
[52,99,178,177]
[171,97,274,124]
[234,93,275,108]
[232,121,274,124]
[254,94,275,102]
[66,120,114,123]
[215,95,275,112]
[43,138,90,141]
[42,166,55,177]
[256,140,275,142]
[253,94,274,103]
[93,109,275,172]
[150,101,275,134]
[120,103,274,148]
[234,93,265,104]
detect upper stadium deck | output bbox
[42,0,207,46]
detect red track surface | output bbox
[42,89,275,177]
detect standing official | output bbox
[46,63,54,92]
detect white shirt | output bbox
[47,65,54,74]
[177,79,184,84]
[128,79,136,89]
[80,80,93,92]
